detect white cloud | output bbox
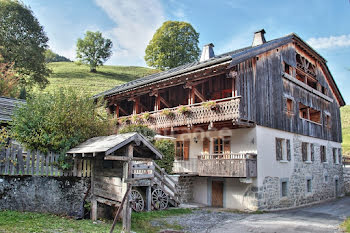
[94,0,165,66]
[307,34,350,49]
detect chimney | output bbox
[200,43,215,62]
[252,29,266,47]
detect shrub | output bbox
[10,88,110,155]
[118,124,156,141]
[142,112,151,121]
[177,106,191,114]
[153,139,175,174]
[202,101,217,110]
[161,109,175,117]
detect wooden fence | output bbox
[0,146,91,177]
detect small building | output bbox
[95,30,345,210]
[67,132,180,220]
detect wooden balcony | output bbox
[173,153,257,178]
[118,97,244,130]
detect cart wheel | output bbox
[130,189,145,212]
[151,188,168,210]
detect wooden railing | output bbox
[0,146,91,177]
[173,153,257,178]
[118,96,242,129]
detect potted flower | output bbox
[120,117,131,124]
[177,105,191,115]
[161,109,175,118]
[202,101,218,111]
[131,115,141,123]
[142,112,151,121]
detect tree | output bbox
[76,31,113,73]
[145,21,200,70]
[0,0,50,88]
[44,49,71,63]
[0,61,20,98]
[10,89,111,154]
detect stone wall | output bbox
[177,176,194,203]
[257,134,344,210]
[0,176,90,215]
[344,167,350,195]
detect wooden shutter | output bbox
[224,136,231,154]
[203,138,210,154]
[333,148,336,163]
[183,141,190,161]
[302,142,307,161]
[275,138,282,161]
[286,139,291,161]
[338,148,342,164]
[311,144,315,161]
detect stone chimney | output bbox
[252,29,266,47]
[200,43,215,62]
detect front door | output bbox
[212,180,223,207]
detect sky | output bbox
[22,0,350,103]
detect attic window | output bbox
[299,103,321,124]
[286,98,293,114]
[325,114,331,128]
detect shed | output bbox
[67,132,179,220]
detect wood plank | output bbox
[35,151,40,175]
[77,159,82,177]
[50,152,54,176]
[10,146,17,175]
[4,147,11,175]
[54,154,60,176]
[17,148,24,175]
[45,152,50,176]
[86,160,91,177]
[40,153,45,176]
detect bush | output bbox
[118,124,156,141]
[10,89,110,155]
[153,140,175,174]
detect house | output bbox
[95,30,345,210]
[0,96,25,127]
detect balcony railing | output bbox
[117,96,242,129]
[173,153,257,178]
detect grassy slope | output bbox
[39,62,159,96]
[341,106,350,156]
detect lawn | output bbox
[35,62,159,96]
[0,208,191,233]
[341,105,350,156]
[342,217,350,232]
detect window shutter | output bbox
[275,138,282,161]
[302,142,307,161]
[333,148,336,163]
[203,138,210,154]
[311,144,315,161]
[224,136,231,154]
[183,140,190,161]
[338,148,342,164]
[286,139,291,161]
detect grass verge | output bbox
[0,208,192,233]
[342,217,350,233]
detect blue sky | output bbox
[23,0,350,103]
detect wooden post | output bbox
[91,160,97,221]
[115,105,120,118]
[146,186,152,212]
[122,145,133,233]
[91,196,97,221]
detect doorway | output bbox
[211,180,224,207]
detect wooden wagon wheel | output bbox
[130,189,145,212]
[152,188,168,210]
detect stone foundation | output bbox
[344,167,350,195]
[257,135,344,210]
[0,176,90,215]
[177,176,194,203]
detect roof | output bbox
[94,33,344,106]
[66,132,163,159]
[0,97,26,122]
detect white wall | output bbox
[224,178,257,210]
[256,125,342,187]
[192,176,208,205]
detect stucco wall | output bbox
[0,176,90,215]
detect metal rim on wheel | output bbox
[152,188,168,210]
[130,189,145,212]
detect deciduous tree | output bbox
[76,31,113,73]
[145,21,200,70]
[0,0,50,88]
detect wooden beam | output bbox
[193,87,206,102]
[119,106,128,115]
[159,95,171,108]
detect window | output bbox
[299,103,321,124]
[302,142,312,162]
[320,145,327,163]
[306,77,317,90]
[296,71,305,83]
[284,62,292,75]
[310,143,315,162]
[176,141,189,160]
[281,181,288,197]
[286,98,293,114]
[324,174,329,183]
[276,138,291,161]
[306,179,312,193]
[338,148,342,165]
[333,148,338,164]
[213,137,231,155]
[325,114,331,128]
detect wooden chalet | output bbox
[95,30,345,210]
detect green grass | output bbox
[0,208,192,233]
[341,217,350,232]
[341,106,350,156]
[37,62,159,96]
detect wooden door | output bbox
[211,180,223,207]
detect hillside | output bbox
[38,62,159,96]
[341,105,350,156]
